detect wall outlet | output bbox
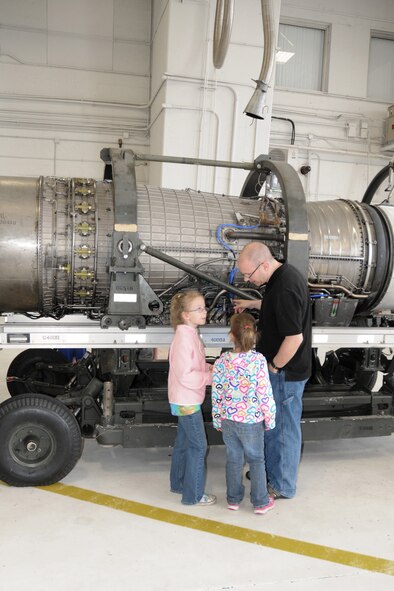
[289,148,298,159]
[346,122,357,138]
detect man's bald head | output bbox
[238,242,275,267]
[237,242,280,286]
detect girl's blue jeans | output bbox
[170,409,208,505]
[265,370,308,498]
[221,419,269,508]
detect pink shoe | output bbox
[254,496,275,515]
[227,503,240,511]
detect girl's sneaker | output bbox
[227,503,240,511]
[254,496,275,515]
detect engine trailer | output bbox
[0,149,394,487]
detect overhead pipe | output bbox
[272,116,296,144]
[244,0,277,120]
[213,0,235,69]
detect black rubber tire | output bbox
[0,393,83,486]
[7,349,68,397]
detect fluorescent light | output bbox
[276,50,295,64]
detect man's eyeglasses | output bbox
[187,306,207,313]
[242,262,262,280]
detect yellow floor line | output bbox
[30,482,394,577]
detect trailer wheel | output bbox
[0,393,82,486]
[7,349,68,396]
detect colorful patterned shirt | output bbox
[211,350,276,431]
[170,403,201,416]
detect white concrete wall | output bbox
[0,0,393,201]
[0,0,151,181]
[272,0,394,203]
[149,0,278,193]
[149,0,394,199]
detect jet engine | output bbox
[0,149,393,331]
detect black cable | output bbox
[361,163,393,204]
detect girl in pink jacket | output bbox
[168,290,216,506]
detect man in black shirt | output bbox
[233,242,312,499]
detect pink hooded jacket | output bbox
[168,324,212,405]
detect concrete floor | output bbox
[1,348,394,590]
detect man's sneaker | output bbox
[267,484,287,499]
[196,493,217,506]
[254,496,275,515]
[227,503,240,511]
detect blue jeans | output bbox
[265,371,307,498]
[170,410,208,505]
[221,419,269,508]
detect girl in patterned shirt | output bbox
[212,312,276,514]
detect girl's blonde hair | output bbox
[230,312,256,352]
[170,290,203,328]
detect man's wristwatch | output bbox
[270,359,282,371]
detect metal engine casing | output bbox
[0,176,260,314]
[1,167,394,320]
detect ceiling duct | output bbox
[244,0,277,120]
[213,0,234,69]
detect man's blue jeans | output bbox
[221,419,269,508]
[170,410,208,505]
[265,371,307,498]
